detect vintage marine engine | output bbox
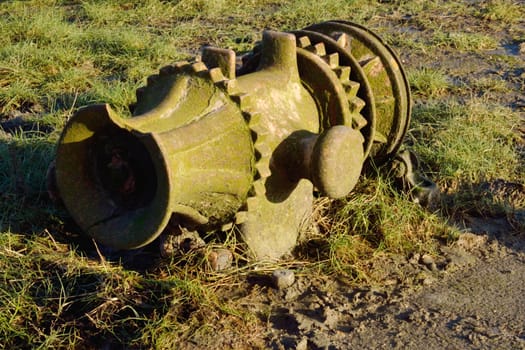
[53,21,411,260]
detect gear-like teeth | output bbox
[296,33,369,142]
[373,131,388,144]
[221,222,233,231]
[255,162,271,178]
[309,42,326,56]
[191,61,208,73]
[297,36,312,48]
[173,61,190,69]
[208,67,226,84]
[324,52,340,68]
[248,122,268,138]
[360,56,383,75]
[246,196,261,210]
[252,181,266,196]
[255,142,272,157]
[332,32,350,50]
[230,93,250,108]
[201,46,236,80]
[333,66,350,81]
[247,114,269,137]
[235,211,249,225]
[349,96,366,114]
[241,111,251,122]
[351,111,368,130]
[218,79,239,94]
[343,81,360,98]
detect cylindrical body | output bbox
[56,74,255,249]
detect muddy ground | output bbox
[181,200,525,349]
[170,187,525,350]
[259,216,525,350]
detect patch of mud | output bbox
[176,180,525,350]
[343,243,525,349]
[256,223,525,350]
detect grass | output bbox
[474,0,525,24]
[0,0,523,348]
[431,31,499,51]
[408,68,450,97]
[409,99,521,184]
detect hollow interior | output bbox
[56,108,172,249]
[89,125,157,211]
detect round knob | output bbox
[311,126,364,198]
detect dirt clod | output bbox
[207,248,233,271]
[272,269,296,290]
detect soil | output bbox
[173,181,524,350]
[259,216,525,350]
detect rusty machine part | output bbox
[53,21,411,260]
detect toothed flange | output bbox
[304,20,411,164]
[291,30,375,159]
[239,28,375,164]
[231,31,321,259]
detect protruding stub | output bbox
[201,47,236,80]
[207,248,233,271]
[272,269,295,289]
[258,30,300,80]
[311,126,364,198]
[272,126,364,198]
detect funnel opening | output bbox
[56,105,172,249]
[90,125,157,211]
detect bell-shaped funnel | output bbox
[56,88,254,249]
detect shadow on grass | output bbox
[0,129,56,233]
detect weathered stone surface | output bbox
[52,21,411,260]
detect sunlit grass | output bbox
[409,98,521,185]
[408,68,450,97]
[431,31,498,51]
[475,0,525,24]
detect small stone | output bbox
[420,254,435,266]
[207,248,233,271]
[409,253,420,264]
[296,337,308,350]
[159,228,205,258]
[272,269,295,289]
[323,307,339,329]
[311,332,331,349]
